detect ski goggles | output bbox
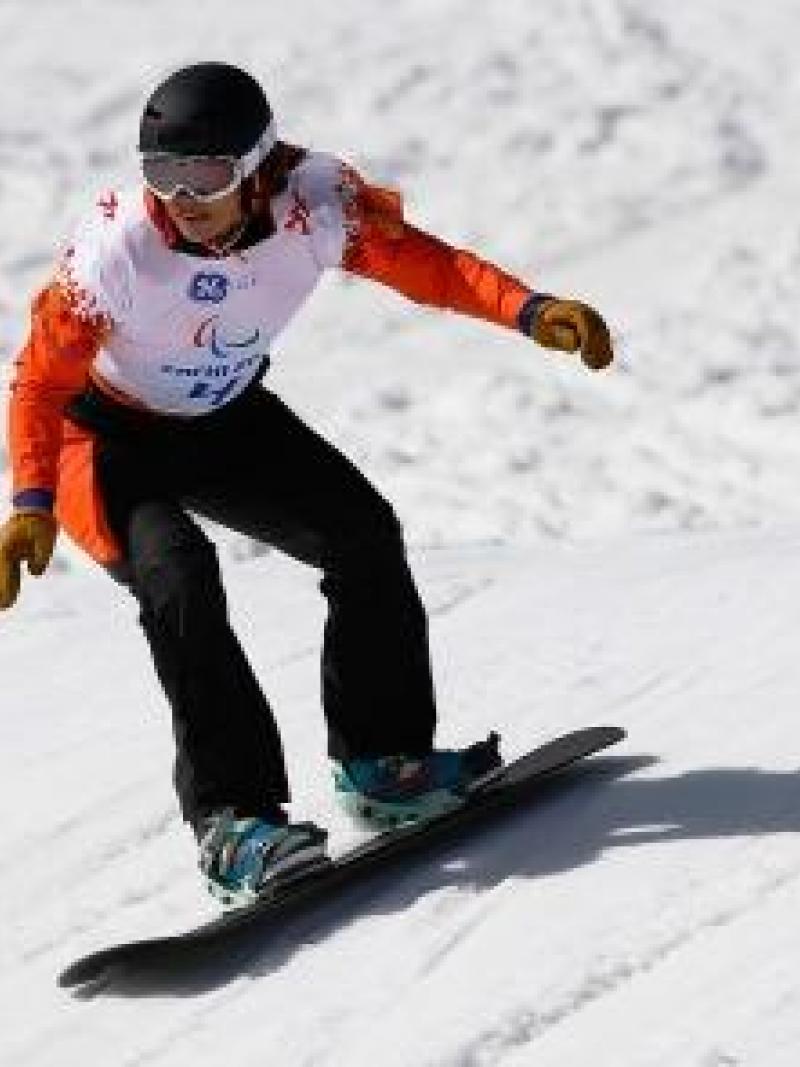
[140,121,277,202]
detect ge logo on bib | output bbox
[188,272,229,304]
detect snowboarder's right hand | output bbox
[0,510,58,610]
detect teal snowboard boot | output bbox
[333,732,502,828]
[197,808,329,907]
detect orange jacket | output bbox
[9,284,108,505]
[8,177,530,505]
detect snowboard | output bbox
[58,724,625,989]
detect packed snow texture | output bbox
[2,1,800,1065]
[6,534,800,1066]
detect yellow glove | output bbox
[0,510,58,610]
[526,296,614,371]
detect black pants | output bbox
[68,385,437,827]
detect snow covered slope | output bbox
[2,1,800,1063]
[4,531,800,1066]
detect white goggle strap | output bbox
[239,118,278,180]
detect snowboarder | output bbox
[0,62,613,902]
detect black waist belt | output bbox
[66,360,271,442]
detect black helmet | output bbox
[138,61,274,159]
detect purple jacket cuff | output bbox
[517,292,554,336]
[12,489,55,511]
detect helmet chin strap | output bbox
[204,218,249,256]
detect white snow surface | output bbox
[5,533,800,1066]
[2,1,800,1064]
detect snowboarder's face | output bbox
[163,185,245,248]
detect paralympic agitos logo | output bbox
[193,315,262,360]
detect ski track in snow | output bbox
[446,857,800,1067]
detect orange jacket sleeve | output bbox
[340,172,531,331]
[8,282,107,502]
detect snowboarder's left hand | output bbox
[529,298,614,371]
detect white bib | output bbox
[60,153,350,415]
